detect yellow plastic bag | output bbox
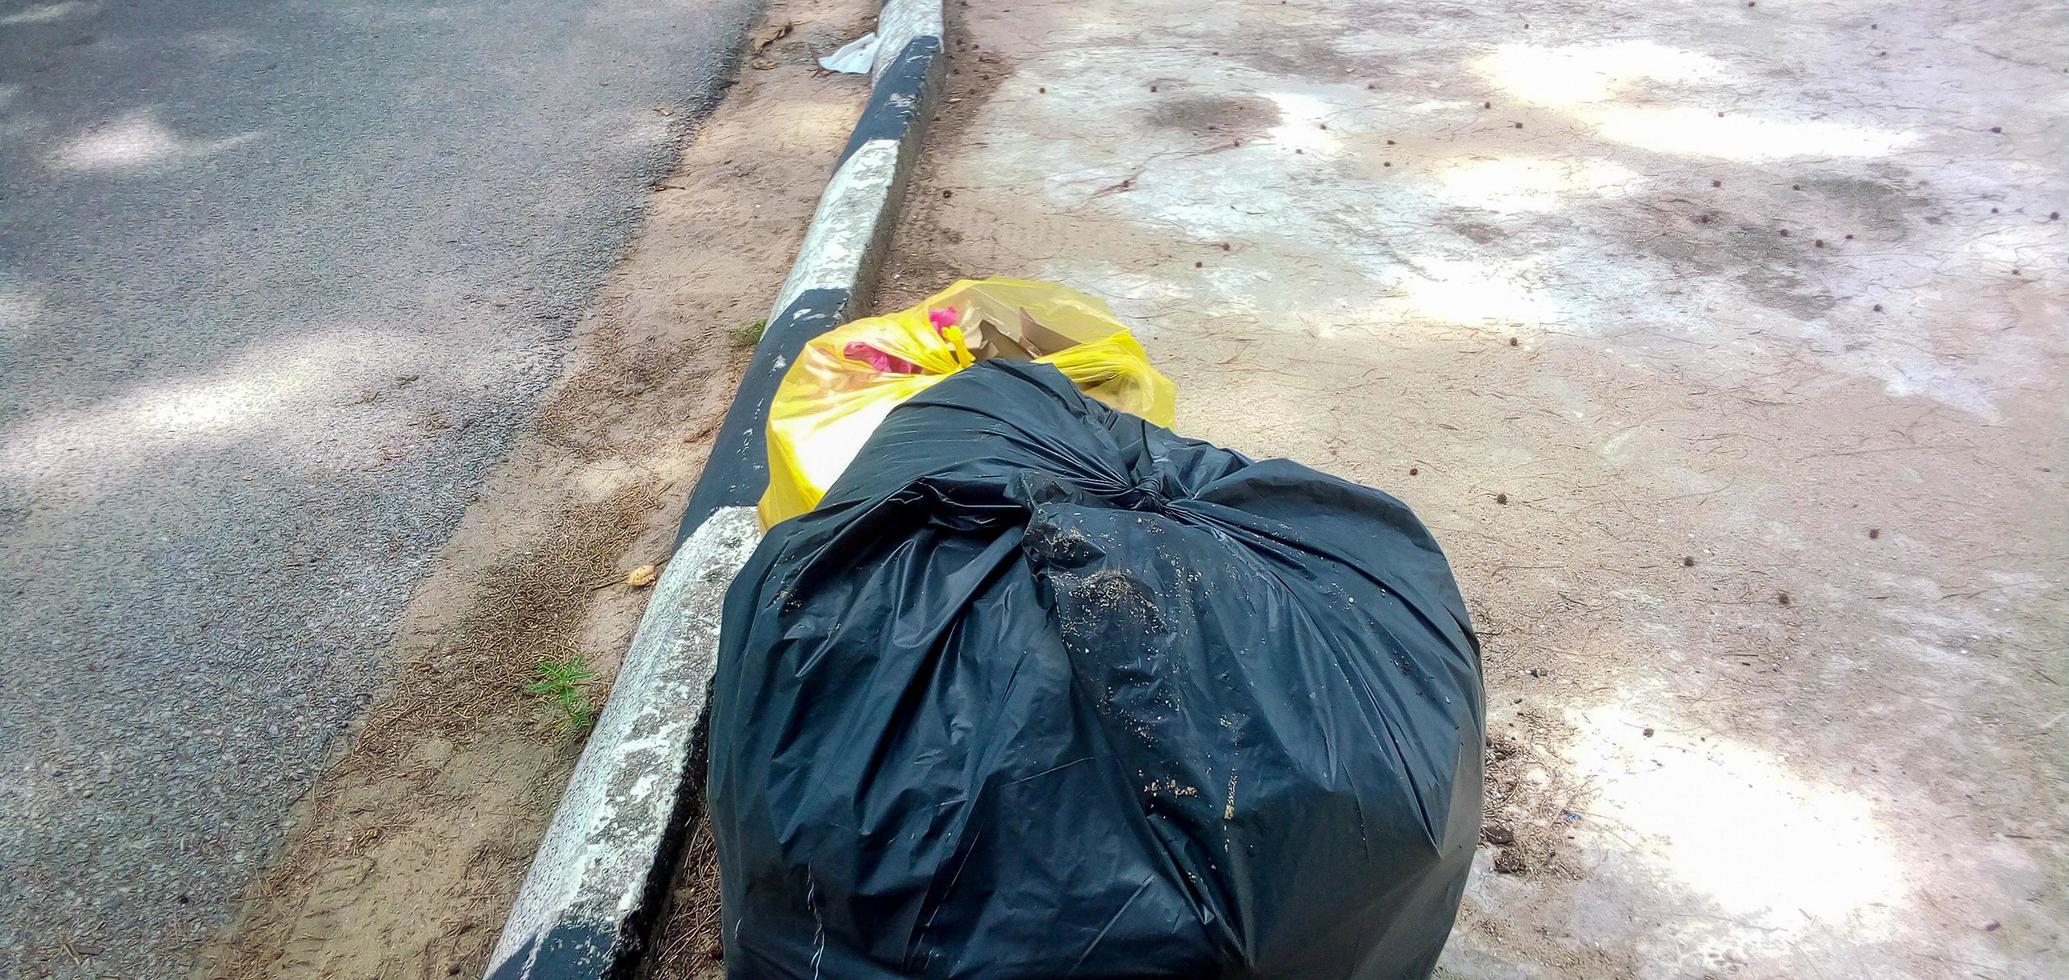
[760,279,1176,527]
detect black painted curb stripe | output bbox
[837,36,946,169]
[674,285,852,539]
[677,34,948,545]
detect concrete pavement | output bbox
[0,0,757,974]
[880,0,2067,975]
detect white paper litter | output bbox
[818,32,879,74]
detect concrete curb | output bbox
[484,3,946,976]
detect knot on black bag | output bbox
[1114,473,1172,513]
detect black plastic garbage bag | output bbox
[709,361,1483,978]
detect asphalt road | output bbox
[0,0,759,973]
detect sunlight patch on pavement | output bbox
[1264,91,1343,156]
[0,286,46,330]
[1592,105,1914,161]
[1477,41,1728,106]
[0,327,405,489]
[0,1,93,26]
[1570,704,1908,934]
[1434,156,1640,213]
[1477,41,1914,161]
[1398,257,1556,328]
[48,110,257,173]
